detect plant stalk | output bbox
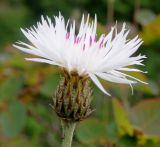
[61,120,76,147]
[107,0,115,24]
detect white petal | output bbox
[14,14,147,96]
[25,58,63,67]
[96,72,137,84]
[89,73,111,96]
[118,67,147,73]
[111,70,148,84]
[13,44,44,57]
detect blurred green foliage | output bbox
[0,0,160,146]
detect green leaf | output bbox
[76,144,97,147]
[132,99,160,137]
[0,77,24,101]
[112,98,134,136]
[76,118,107,144]
[138,140,160,147]
[0,100,27,137]
[116,135,137,147]
[25,116,44,137]
[40,73,60,97]
[128,72,154,95]
[134,84,154,95]
[140,16,160,44]
[0,136,39,147]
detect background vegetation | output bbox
[0,0,160,146]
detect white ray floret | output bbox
[13,13,147,96]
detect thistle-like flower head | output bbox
[13,13,147,95]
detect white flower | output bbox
[13,13,147,96]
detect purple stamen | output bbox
[90,36,92,46]
[66,32,70,39]
[83,44,85,50]
[74,36,81,44]
[99,37,104,48]
[94,36,97,42]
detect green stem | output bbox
[61,120,76,147]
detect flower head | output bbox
[13,13,147,96]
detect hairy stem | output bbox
[61,120,76,147]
